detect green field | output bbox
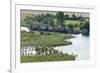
[21,54,75,63]
[21,31,73,47]
[64,20,81,25]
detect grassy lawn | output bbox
[64,20,81,25]
[21,54,75,63]
[21,31,73,47]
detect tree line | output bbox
[22,11,89,35]
[23,12,86,27]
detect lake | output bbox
[54,34,89,60]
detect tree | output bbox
[78,15,84,21]
[80,21,90,35]
[64,14,69,20]
[80,21,89,31]
[24,16,33,26]
[35,15,43,22]
[48,17,55,27]
[56,12,65,27]
[71,14,77,20]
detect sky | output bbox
[21,9,90,17]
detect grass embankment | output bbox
[21,54,75,63]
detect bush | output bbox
[40,31,44,34]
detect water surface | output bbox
[55,34,89,60]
